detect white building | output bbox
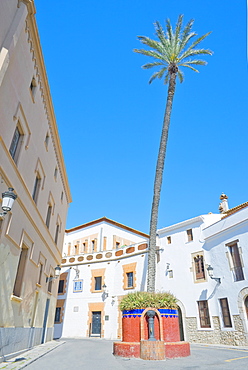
[55,199,248,346]
[54,217,149,339]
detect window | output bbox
[229,243,244,281]
[32,174,41,204]
[82,242,86,252]
[45,205,52,228]
[194,255,205,280]
[55,223,60,245]
[54,307,61,323]
[187,229,193,242]
[91,268,105,292]
[219,298,232,327]
[126,272,133,288]
[74,244,79,254]
[167,236,171,244]
[198,300,211,328]
[48,277,53,293]
[94,276,102,291]
[116,242,120,249]
[38,263,43,285]
[73,280,83,292]
[92,240,95,252]
[13,245,28,297]
[45,132,49,148]
[61,191,64,202]
[58,280,64,294]
[54,167,58,180]
[123,263,136,290]
[30,77,37,96]
[9,126,23,164]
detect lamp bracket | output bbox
[46,276,58,283]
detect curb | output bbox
[0,341,65,369]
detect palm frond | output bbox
[179,64,200,73]
[133,48,166,61]
[154,21,168,47]
[142,62,165,70]
[180,32,212,59]
[165,18,173,44]
[177,69,184,83]
[149,67,167,84]
[190,31,212,49]
[154,21,173,60]
[172,15,184,60]
[178,31,196,54]
[180,59,207,66]
[174,15,183,44]
[180,18,194,44]
[180,48,213,61]
[137,36,165,55]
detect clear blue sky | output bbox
[35,0,248,234]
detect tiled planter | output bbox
[115,308,190,359]
[122,308,179,342]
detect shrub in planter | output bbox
[120,291,178,311]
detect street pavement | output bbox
[1,339,248,370]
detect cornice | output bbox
[18,0,36,16]
[22,2,72,204]
[157,216,204,235]
[65,216,149,239]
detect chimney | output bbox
[219,193,229,214]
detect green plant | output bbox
[119,291,178,311]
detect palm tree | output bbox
[134,15,212,292]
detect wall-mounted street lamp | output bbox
[102,283,109,298]
[46,265,61,283]
[0,188,17,218]
[207,265,221,284]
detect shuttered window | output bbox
[229,243,244,281]
[219,298,232,327]
[198,300,211,328]
[194,255,205,280]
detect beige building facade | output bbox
[0,0,71,361]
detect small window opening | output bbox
[126,272,134,288]
[94,276,102,291]
[187,229,193,242]
[54,167,58,180]
[58,280,64,294]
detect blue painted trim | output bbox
[122,308,178,318]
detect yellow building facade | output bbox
[0,0,71,361]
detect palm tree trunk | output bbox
[147,71,177,293]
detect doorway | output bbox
[41,299,50,343]
[178,306,185,341]
[91,311,101,336]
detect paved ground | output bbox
[1,339,248,370]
